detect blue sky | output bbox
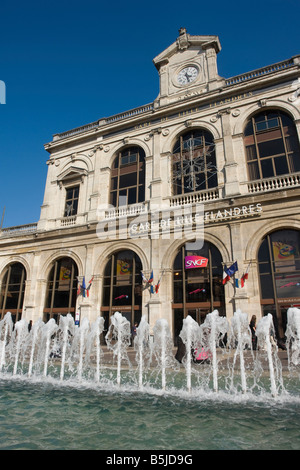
[0,0,300,228]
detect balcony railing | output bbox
[0,223,38,238]
[104,203,148,219]
[60,215,77,226]
[248,172,300,194]
[224,58,295,86]
[169,187,221,207]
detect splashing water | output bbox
[0,308,299,400]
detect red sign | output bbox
[185,255,208,269]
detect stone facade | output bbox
[1,29,300,340]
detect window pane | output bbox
[207,172,218,188]
[258,139,285,158]
[172,130,216,194]
[274,155,289,175]
[261,159,274,178]
[246,145,257,161]
[110,191,117,207]
[64,185,79,217]
[256,121,268,132]
[119,173,137,188]
[138,185,145,202]
[248,161,259,180]
[128,187,137,205]
[244,120,254,136]
[111,177,118,190]
[110,147,145,207]
[260,273,275,298]
[118,190,127,206]
[289,153,300,173]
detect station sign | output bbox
[185,255,208,269]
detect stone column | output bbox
[149,128,163,211]
[219,109,241,197]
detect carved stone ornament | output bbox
[176,28,190,51]
[232,109,241,117]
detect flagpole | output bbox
[228,224,236,302]
[0,206,5,229]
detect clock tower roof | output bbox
[153,29,223,106]
[153,28,221,71]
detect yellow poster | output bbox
[272,241,296,273]
[116,259,131,285]
[58,265,71,291]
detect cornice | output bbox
[44,59,300,154]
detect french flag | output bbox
[148,270,154,283]
[222,265,230,285]
[223,262,238,285]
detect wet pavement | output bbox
[98,344,292,372]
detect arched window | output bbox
[244,110,300,180]
[0,262,26,322]
[172,129,218,195]
[101,250,143,333]
[44,257,78,323]
[173,241,225,343]
[110,146,145,207]
[258,229,300,339]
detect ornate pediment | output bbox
[153,29,223,105]
[57,166,88,187]
[153,29,221,70]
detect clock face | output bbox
[177,66,199,85]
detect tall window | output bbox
[258,229,300,339]
[173,242,225,343]
[110,147,145,207]
[64,185,79,217]
[172,129,218,195]
[101,250,143,333]
[44,257,78,323]
[244,110,300,180]
[0,263,26,322]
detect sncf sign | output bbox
[185,255,208,269]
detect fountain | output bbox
[134,316,151,389]
[58,314,75,381]
[255,313,283,397]
[152,318,176,390]
[12,319,28,376]
[88,316,105,383]
[0,308,299,450]
[286,307,300,368]
[0,307,298,397]
[179,315,200,392]
[199,310,229,392]
[72,317,90,382]
[28,318,44,377]
[230,309,252,393]
[42,318,58,377]
[0,312,13,371]
[105,311,131,386]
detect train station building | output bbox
[1,29,300,342]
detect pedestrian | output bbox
[131,322,138,346]
[249,315,257,350]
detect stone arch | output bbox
[233,100,300,136]
[0,256,30,282]
[106,139,151,169]
[94,241,149,277]
[245,218,300,261]
[161,120,221,155]
[161,231,230,272]
[39,250,84,280]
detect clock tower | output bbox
[153,28,223,106]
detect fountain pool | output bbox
[0,309,300,450]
